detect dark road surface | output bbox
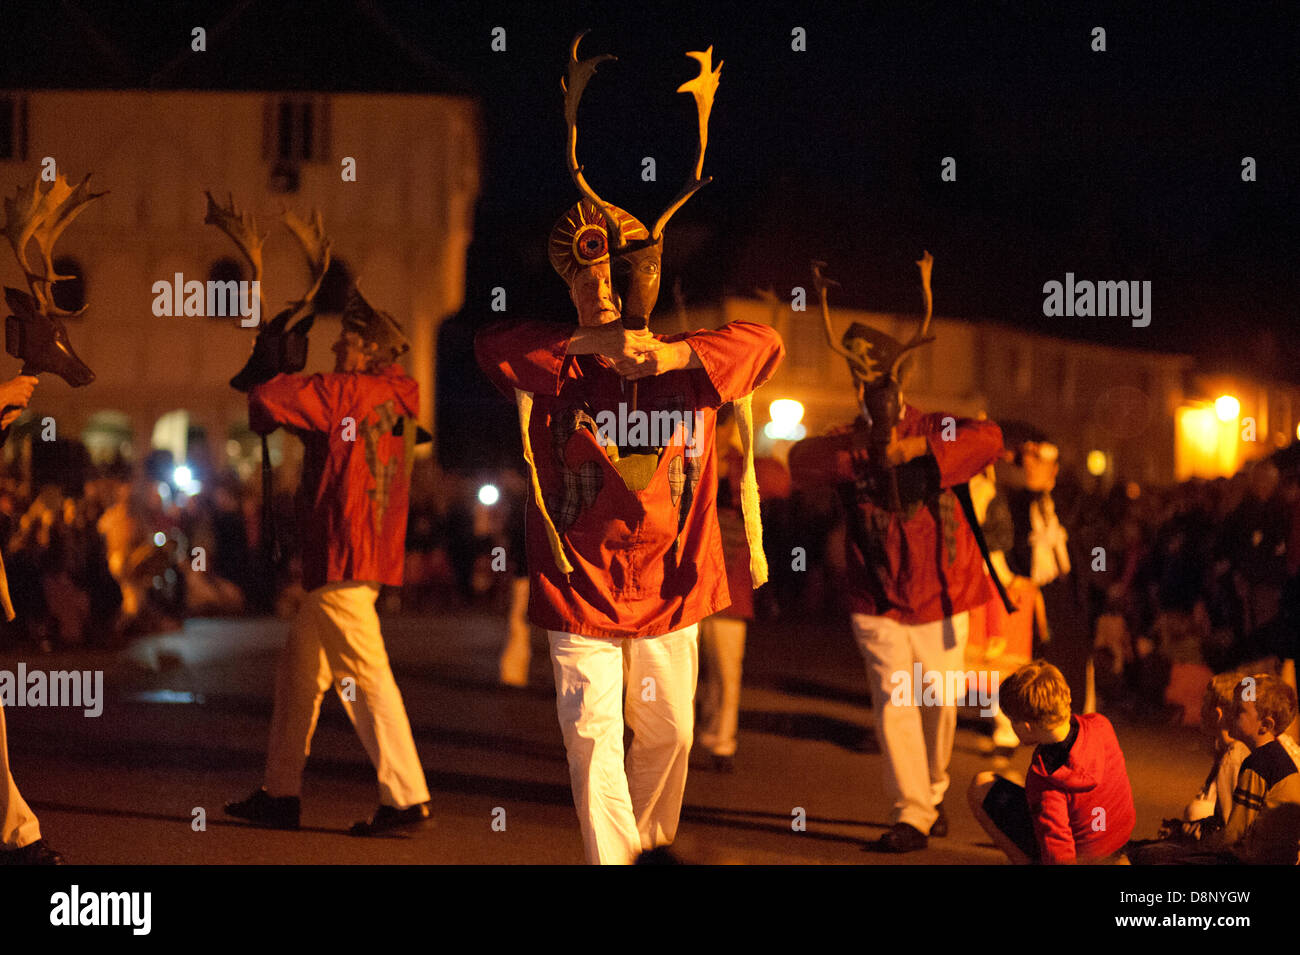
[3,611,1207,864]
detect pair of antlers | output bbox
[203,191,331,326]
[2,173,107,316]
[812,252,935,382]
[563,30,722,248]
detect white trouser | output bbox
[698,616,747,758]
[851,611,969,833]
[0,701,40,849]
[498,577,532,686]
[265,581,430,809]
[548,624,699,865]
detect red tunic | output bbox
[475,320,784,638]
[789,406,1002,624]
[249,366,417,591]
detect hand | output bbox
[885,431,928,467]
[569,322,654,362]
[0,373,37,409]
[615,340,695,380]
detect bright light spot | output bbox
[1086,450,1107,476]
[1125,481,1141,500]
[1215,395,1240,422]
[764,421,806,442]
[766,400,807,440]
[153,531,166,547]
[478,484,500,506]
[173,464,201,495]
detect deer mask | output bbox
[1,173,106,387]
[560,31,721,330]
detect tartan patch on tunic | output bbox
[940,490,957,564]
[547,406,605,532]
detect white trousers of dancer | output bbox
[698,615,747,758]
[265,581,430,810]
[851,610,969,834]
[548,624,699,865]
[0,701,40,849]
[498,576,532,686]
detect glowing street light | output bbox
[1214,394,1240,422]
[478,483,500,506]
[766,398,807,441]
[1086,450,1107,477]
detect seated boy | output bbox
[968,660,1136,863]
[1208,674,1300,864]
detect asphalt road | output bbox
[3,610,1208,865]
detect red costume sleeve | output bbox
[248,373,337,435]
[666,321,785,406]
[474,319,573,398]
[1034,788,1078,864]
[788,424,869,488]
[919,415,1003,488]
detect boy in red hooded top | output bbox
[968,660,1136,863]
[226,290,431,837]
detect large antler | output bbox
[204,191,267,319]
[3,173,107,315]
[279,206,331,336]
[811,261,874,380]
[888,250,936,378]
[651,46,722,241]
[562,31,624,248]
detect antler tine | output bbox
[204,190,267,316]
[562,31,623,247]
[651,46,722,241]
[281,206,332,311]
[889,251,937,378]
[811,261,868,375]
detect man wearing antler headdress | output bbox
[0,171,105,865]
[789,255,1003,853]
[476,34,783,864]
[212,195,431,837]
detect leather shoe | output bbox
[875,823,928,853]
[350,802,431,837]
[225,788,300,830]
[0,839,65,865]
[930,802,948,837]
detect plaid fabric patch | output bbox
[546,406,605,532]
[940,490,957,564]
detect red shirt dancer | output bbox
[790,254,1002,853]
[226,290,432,837]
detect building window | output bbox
[51,256,86,313]
[264,96,329,164]
[206,258,248,320]
[0,95,27,161]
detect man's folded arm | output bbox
[788,425,865,488]
[249,373,337,435]
[474,319,575,398]
[666,321,785,406]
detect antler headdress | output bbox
[2,173,107,387]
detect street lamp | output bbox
[1215,394,1240,422]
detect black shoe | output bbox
[350,802,430,837]
[708,754,736,774]
[225,788,300,830]
[0,839,65,865]
[875,823,928,853]
[930,802,948,838]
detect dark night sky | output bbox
[2,0,1296,469]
